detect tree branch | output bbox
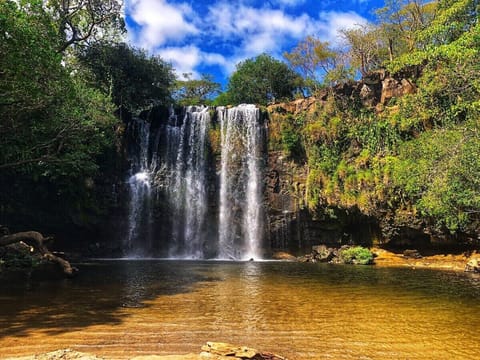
[0,231,77,277]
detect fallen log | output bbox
[0,231,77,277]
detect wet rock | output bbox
[298,254,316,263]
[403,249,423,259]
[465,257,480,273]
[311,245,335,262]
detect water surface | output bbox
[1,260,479,359]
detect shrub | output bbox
[339,246,374,265]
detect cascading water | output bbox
[125,119,155,257]
[167,106,210,258]
[218,105,265,260]
[125,104,265,260]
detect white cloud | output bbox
[274,0,307,6]
[127,0,198,50]
[205,2,318,61]
[206,3,313,41]
[204,2,368,74]
[126,0,369,79]
[158,45,228,79]
[317,11,369,44]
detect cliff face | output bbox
[264,70,478,252]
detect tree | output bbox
[174,73,221,106]
[47,0,125,52]
[0,1,118,229]
[283,36,339,91]
[227,54,301,105]
[212,91,235,107]
[376,0,437,60]
[0,230,77,277]
[340,24,387,77]
[77,41,176,113]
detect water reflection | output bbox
[0,261,479,359]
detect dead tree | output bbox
[0,231,77,277]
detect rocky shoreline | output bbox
[5,343,286,360]
[372,248,480,273]
[273,246,480,273]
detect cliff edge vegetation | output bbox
[264,0,480,246]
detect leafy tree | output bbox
[0,0,62,118]
[283,36,339,91]
[375,0,437,60]
[47,0,125,52]
[340,24,387,77]
[211,91,235,107]
[174,73,221,106]
[392,124,480,232]
[0,1,118,228]
[78,41,176,113]
[227,53,301,105]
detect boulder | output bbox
[380,77,416,104]
[312,245,335,262]
[465,257,480,273]
[201,342,286,360]
[403,249,422,259]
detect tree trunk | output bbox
[0,231,77,277]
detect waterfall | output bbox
[125,105,265,260]
[125,119,155,257]
[218,105,264,260]
[168,106,210,258]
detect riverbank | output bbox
[371,248,479,272]
[5,343,287,360]
[274,247,479,273]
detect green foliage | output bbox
[211,91,235,106]
[227,53,301,105]
[283,36,340,91]
[78,41,175,113]
[0,1,119,229]
[392,124,480,232]
[174,73,220,106]
[295,0,480,239]
[340,24,387,76]
[47,0,125,52]
[0,246,43,269]
[375,0,437,58]
[339,246,374,265]
[279,114,306,161]
[0,0,62,119]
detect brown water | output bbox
[0,260,479,359]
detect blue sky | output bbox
[124,0,385,87]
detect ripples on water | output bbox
[0,261,479,359]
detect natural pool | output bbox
[0,260,479,359]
